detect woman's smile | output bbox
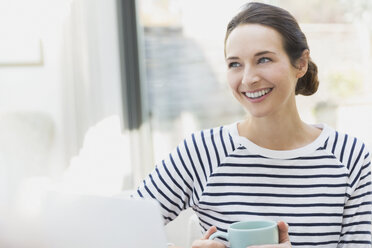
[243,87,273,102]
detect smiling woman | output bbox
[225,24,304,120]
[133,2,372,248]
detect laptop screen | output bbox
[42,192,168,248]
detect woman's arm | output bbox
[132,132,206,223]
[338,148,372,247]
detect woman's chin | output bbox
[244,107,271,118]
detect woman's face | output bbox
[225,24,300,118]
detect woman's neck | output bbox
[238,112,321,151]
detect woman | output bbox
[133,2,372,248]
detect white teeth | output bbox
[245,88,271,99]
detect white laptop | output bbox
[41,192,168,248]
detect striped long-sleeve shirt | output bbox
[134,122,372,248]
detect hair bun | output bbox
[295,59,319,96]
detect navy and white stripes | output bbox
[134,123,372,247]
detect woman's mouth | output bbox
[244,88,273,100]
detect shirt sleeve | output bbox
[338,145,372,247]
[131,135,198,224]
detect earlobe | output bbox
[296,49,309,78]
[296,67,307,78]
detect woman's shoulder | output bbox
[178,123,239,155]
[325,124,369,149]
[323,124,370,165]
[186,122,237,141]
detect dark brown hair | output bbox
[225,2,319,96]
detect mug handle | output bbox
[209,231,228,241]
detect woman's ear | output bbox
[296,49,309,78]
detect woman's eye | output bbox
[257,57,272,64]
[228,62,241,68]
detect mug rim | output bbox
[229,220,277,232]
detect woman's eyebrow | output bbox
[226,51,276,60]
[254,51,276,56]
[225,56,239,61]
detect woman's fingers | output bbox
[191,226,226,248]
[277,221,290,243]
[197,222,291,248]
[203,226,218,239]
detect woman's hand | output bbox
[191,226,226,248]
[247,221,292,248]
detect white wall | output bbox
[0,1,72,217]
[61,0,124,161]
[0,0,131,246]
[0,0,125,176]
[0,0,128,214]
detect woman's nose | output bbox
[241,66,259,86]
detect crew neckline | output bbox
[226,121,331,159]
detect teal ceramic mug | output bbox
[209,220,279,248]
